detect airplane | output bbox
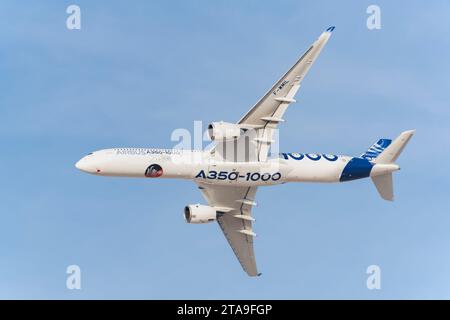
[75,26,415,277]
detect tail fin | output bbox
[369,130,415,201]
[360,138,392,161]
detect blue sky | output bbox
[1,1,450,299]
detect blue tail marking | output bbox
[340,158,374,182]
[360,138,392,161]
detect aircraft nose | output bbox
[75,159,85,171]
[75,157,99,174]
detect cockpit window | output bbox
[87,152,93,155]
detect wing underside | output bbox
[197,182,259,276]
[196,27,334,276]
[213,27,334,163]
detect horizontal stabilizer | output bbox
[369,129,415,201]
[372,173,394,201]
[374,130,415,164]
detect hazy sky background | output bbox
[1,1,449,299]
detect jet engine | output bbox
[184,204,217,224]
[207,121,243,140]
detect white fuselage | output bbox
[75,148,396,186]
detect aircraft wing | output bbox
[196,182,259,276]
[239,27,334,127]
[213,27,334,162]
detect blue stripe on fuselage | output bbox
[339,157,373,182]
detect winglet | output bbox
[326,26,335,32]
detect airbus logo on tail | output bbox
[360,139,392,161]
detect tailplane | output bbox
[366,130,415,201]
[373,130,415,164]
[371,173,394,201]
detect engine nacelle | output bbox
[208,121,242,141]
[184,204,217,224]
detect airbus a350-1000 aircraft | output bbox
[75,27,415,276]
